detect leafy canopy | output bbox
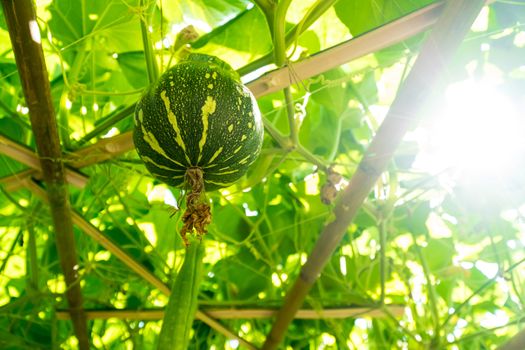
[0,0,524,349]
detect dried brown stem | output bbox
[261,1,486,348]
[181,167,211,245]
[1,1,89,349]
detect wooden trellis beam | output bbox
[1,1,89,349]
[0,134,89,188]
[55,305,405,321]
[261,1,486,349]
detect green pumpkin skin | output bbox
[133,54,263,191]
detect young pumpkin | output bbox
[133,53,263,191]
[133,54,263,242]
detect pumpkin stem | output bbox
[180,167,211,245]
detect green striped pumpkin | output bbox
[133,54,263,191]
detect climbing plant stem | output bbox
[283,87,298,145]
[58,44,88,149]
[140,0,159,84]
[379,218,387,304]
[238,0,336,76]
[76,103,136,146]
[411,232,441,343]
[157,240,204,350]
[273,0,291,67]
[262,117,292,150]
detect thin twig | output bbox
[76,103,136,146]
[379,218,387,304]
[283,87,298,145]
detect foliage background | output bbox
[0,0,524,349]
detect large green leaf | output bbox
[334,0,436,36]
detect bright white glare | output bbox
[164,190,177,207]
[242,203,258,217]
[29,20,41,44]
[416,80,520,177]
[480,310,509,328]
[228,339,239,349]
[339,256,347,276]
[101,127,119,138]
[475,260,499,279]
[471,6,489,32]
[321,333,336,346]
[514,31,525,48]
[354,318,369,329]
[240,64,275,84]
[271,272,281,287]
[459,261,474,270]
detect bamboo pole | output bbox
[0,134,88,188]
[261,1,486,349]
[0,130,132,192]
[1,1,90,349]
[55,305,405,321]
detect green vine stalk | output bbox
[157,239,204,350]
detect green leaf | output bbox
[161,0,250,29]
[47,0,142,52]
[193,7,273,67]
[334,0,436,36]
[420,238,455,273]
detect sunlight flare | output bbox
[416,80,520,178]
